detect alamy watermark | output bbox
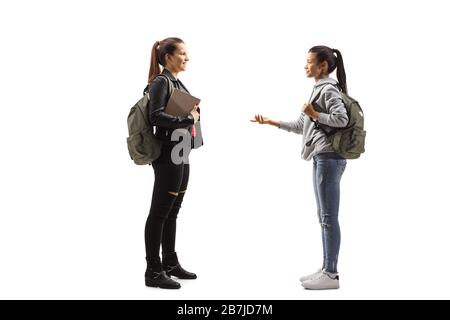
[170,129,192,165]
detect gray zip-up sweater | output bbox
[279,78,348,161]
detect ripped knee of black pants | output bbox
[167,190,186,220]
[149,191,179,221]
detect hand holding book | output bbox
[190,104,200,123]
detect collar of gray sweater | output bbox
[309,77,339,102]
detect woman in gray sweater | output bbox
[251,46,349,290]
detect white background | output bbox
[1,0,449,300]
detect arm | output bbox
[316,86,349,128]
[251,114,304,134]
[268,119,281,128]
[148,76,195,128]
[251,115,280,128]
[279,113,305,135]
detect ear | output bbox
[320,61,329,75]
[165,53,172,65]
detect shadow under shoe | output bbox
[145,270,181,289]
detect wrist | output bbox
[269,119,280,127]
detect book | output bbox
[165,89,201,117]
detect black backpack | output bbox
[313,85,366,159]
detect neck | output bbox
[165,66,179,79]
[314,74,329,82]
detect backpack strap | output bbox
[138,74,176,130]
[143,74,175,96]
[156,74,175,97]
[309,83,343,137]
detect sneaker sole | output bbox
[302,283,340,290]
[303,287,340,290]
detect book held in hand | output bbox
[165,89,201,116]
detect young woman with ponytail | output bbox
[143,37,201,289]
[251,46,349,290]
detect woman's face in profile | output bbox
[166,43,189,73]
[304,52,327,78]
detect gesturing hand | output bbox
[251,114,270,124]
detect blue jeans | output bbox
[313,153,347,273]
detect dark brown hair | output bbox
[147,37,184,84]
[309,46,347,94]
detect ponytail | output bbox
[333,49,347,94]
[147,41,161,84]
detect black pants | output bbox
[145,143,190,266]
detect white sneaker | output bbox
[301,271,339,290]
[299,269,323,282]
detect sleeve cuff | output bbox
[279,121,290,130]
[317,113,327,124]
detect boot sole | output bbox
[167,274,197,280]
[145,279,181,289]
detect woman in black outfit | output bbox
[144,37,201,289]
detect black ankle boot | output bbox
[162,252,197,280]
[145,270,181,289]
[145,256,181,289]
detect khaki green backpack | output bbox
[127,75,173,165]
[314,85,366,159]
